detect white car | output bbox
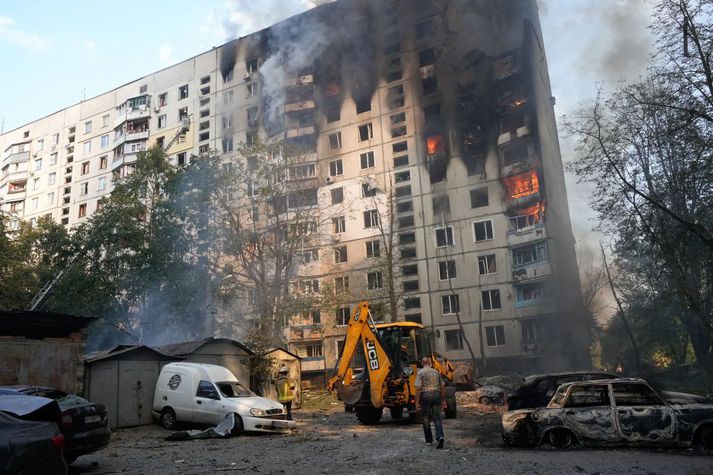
[152,362,295,434]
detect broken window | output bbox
[356,96,371,114]
[424,104,441,127]
[398,216,414,228]
[178,107,188,120]
[366,240,380,258]
[326,103,341,123]
[503,144,530,166]
[300,249,319,264]
[391,125,407,138]
[521,320,541,343]
[247,106,258,124]
[441,294,459,315]
[432,195,450,215]
[612,384,664,407]
[415,18,436,37]
[358,123,373,141]
[512,242,548,267]
[473,220,494,242]
[394,155,409,167]
[399,232,416,245]
[404,297,421,309]
[403,280,419,292]
[503,170,540,199]
[384,42,401,56]
[391,112,406,124]
[422,76,438,96]
[470,188,489,208]
[331,187,344,204]
[364,209,379,228]
[335,277,349,293]
[246,58,258,74]
[485,325,505,346]
[508,203,545,231]
[402,264,418,276]
[389,85,405,109]
[419,48,436,67]
[493,53,518,80]
[395,185,411,197]
[445,330,464,351]
[336,307,351,325]
[334,245,348,263]
[385,57,403,83]
[360,151,375,169]
[329,159,343,176]
[362,182,377,197]
[333,216,346,233]
[435,226,454,247]
[397,201,413,213]
[499,115,526,136]
[516,282,551,304]
[481,289,501,310]
[438,260,456,280]
[287,189,318,208]
[367,271,383,290]
[328,132,342,149]
[395,170,410,183]
[246,82,258,98]
[478,254,497,275]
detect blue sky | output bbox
[0,0,654,239]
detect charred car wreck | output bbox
[502,378,713,451]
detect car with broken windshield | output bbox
[502,378,713,451]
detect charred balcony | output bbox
[496,76,528,115]
[497,113,531,146]
[499,139,538,177]
[502,169,542,207]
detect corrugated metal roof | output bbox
[84,344,181,363]
[156,337,254,356]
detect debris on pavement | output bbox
[165,413,235,441]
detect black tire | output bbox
[231,413,244,436]
[547,428,574,449]
[695,425,713,452]
[390,406,404,419]
[160,407,177,430]
[345,404,354,413]
[444,386,457,419]
[356,405,383,425]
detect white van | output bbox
[152,362,295,434]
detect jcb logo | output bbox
[366,340,379,370]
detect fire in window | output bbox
[503,170,540,199]
[426,133,445,156]
[508,202,546,230]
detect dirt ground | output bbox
[69,393,713,475]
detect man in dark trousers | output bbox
[274,365,295,420]
[415,356,447,448]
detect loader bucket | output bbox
[336,382,366,406]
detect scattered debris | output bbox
[165,413,235,441]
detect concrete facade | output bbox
[0,0,587,380]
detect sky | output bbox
[0,0,655,245]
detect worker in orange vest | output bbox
[275,365,295,420]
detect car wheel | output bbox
[547,428,574,449]
[161,407,177,430]
[231,413,244,436]
[696,425,713,452]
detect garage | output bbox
[84,345,180,428]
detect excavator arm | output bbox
[327,301,392,407]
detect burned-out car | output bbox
[502,378,713,451]
[507,371,618,410]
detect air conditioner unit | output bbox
[324,176,332,184]
[32,152,38,158]
[153,106,161,113]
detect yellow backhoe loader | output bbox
[328,301,457,425]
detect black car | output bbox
[502,378,713,451]
[2,386,110,464]
[507,371,617,410]
[0,411,68,475]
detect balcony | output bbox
[301,358,325,372]
[293,74,314,86]
[507,223,546,246]
[7,180,27,194]
[503,170,541,209]
[286,126,315,138]
[515,299,556,318]
[289,324,323,341]
[497,125,530,145]
[512,261,551,282]
[285,100,316,113]
[114,98,151,127]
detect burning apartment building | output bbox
[0,0,588,379]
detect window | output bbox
[395,185,411,197]
[445,330,464,351]
[300,248,318,264]
[441,294,460,315]
[416,18,436,37]
[481,289,501,310]
[358,123,373,141]
[403,280,419,291]
[521,320,541,343]
[399,232,415,244]
[307,309,321,325]
[364,209,379,228]
[51,133,59,146]
[223,69,234,82]
[84,121,92,134]
[367,271,383,290]
[334,276,349,293]
[398,216,414,228]
[102,114,110,127]
[432,195,449,215]
[386,57,402,83]
[247,106,258,124]
[402,264,418,276]
[356,96,371,114]
[83,141,91,154]
[80,182,89,195]
[330,187,343,204]
[438,260,456,280]
[304,344,323,358]
[222,114,233,129]
[179,84,189,99]
[246,82,258,97]
[333,216,346,233]
[395,171,410,183]
[32,178,39,190]
[612,383,663,406]
[246,58,258,74]
[485,325,505,347]
[404,297,421,310]
[223,90,234,105]
[326,103,340,123]
[516,282,551,304]
[397,201,413,213]
[470,188,489,208]
[199,132,209,141]
[157,93,167,107]
[391,125,407,138]
[34,158,42,171]
[565,385,610,408]
[328,132,342,149]
[158,114,167,129]
[512,242,548,267]
[196,380,220,400]
[419,48,436,67]
[394,155,409,167]
[50,153,58,165]
[298,279,320,294]
[360,151,375,169]
[435,226,454,247]
[46,192,55,205]
[177,152,187,166]
[78,203,87,217]
[329,159,343,176]
[97,177,106,191]
[473,220,494,242]
[478,254,497,275]
[178,107,188,119]
[221,137,233,153]
[30,197,38,210]
[334,245,348,263]
[362,183,376,197]
[336,307,350,326]
[48,173,56,185]
[366,240,380,258]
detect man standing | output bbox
[274,365,295,420]
[415,356,446,448]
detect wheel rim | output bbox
[163,410,175,427]
[549,429,572,448]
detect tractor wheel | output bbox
[356,405,383,425]
[444,386,457,419]
[390,406,404,420]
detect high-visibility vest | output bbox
[276,377,294,403]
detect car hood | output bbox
[502,409,535,431]
[224,395,284,411]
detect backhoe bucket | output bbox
[336,382,365,406]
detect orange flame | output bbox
[427,134,445,155]
[504,170,539,199]
[511,202,545,222]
